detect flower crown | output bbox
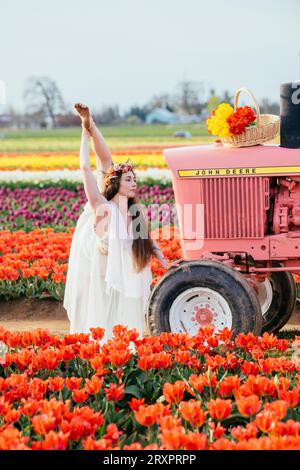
[103,160,134,186]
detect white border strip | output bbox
[0,168,172,183]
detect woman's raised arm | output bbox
[89,119,113,173]
[79,127,109,213]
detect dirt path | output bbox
[0,298,150,337]
[0,298,299,337]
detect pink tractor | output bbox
[146,142,300,338]
[146,81,300,338]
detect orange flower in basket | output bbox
[228,106,256,135]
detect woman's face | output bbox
[118,171,137,198]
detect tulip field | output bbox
[0,126,299,451]
[0,324,299,450]
[0,125,192,300]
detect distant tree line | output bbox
[0,76,280,129]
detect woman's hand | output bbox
[162,260,181,270]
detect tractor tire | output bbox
[258,271,296,334]
[146,260,262,339]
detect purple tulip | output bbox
[0,183,176,232]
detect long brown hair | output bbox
[102,170,156,272]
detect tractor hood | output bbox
[163,143,300,178]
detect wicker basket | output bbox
[220,87,280,148]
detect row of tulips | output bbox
[0,146,180,156]
[0,168,172,184]
[0,153,167,171]
[0,223,299,301]
[0,184,175,232]
[0,227,182,300]
[0,324,299,449]
[0,140,198,154]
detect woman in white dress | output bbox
[63,103,177,344]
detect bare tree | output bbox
[4,105,21,128]
[125,105,150,122]
[23,76,66,128]
[147,93,174,112]
[93,105,121,125]
[174,80,205,114]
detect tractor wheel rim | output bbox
[256,278,273,318]
[169,287,233,335]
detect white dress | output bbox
[63,170,153,345]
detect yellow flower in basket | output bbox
[206,88,280,147]
[214,103,234,120]
[206,103,234,137]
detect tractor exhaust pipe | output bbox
[280,80,300,148]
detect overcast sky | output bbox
[1,0,300,114]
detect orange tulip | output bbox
[264,400,288,420]
[276,377,290,391]
[31,431,70,450]
[207,398,232,421]
[104,383,125,401]
[183,432,207,450]
[89,354,109,371]
[137,355,153,370]
[163,381,186,405]
[231,422,258,441]
[179,400,206,428]
[48,376,65,392]
[89,327,105,341]
[104,423,123,444]
[4,409,21,424]
[84,376,103,395]
[61,416,94,441]
[72,388,88,404]
[78,342,100,360]
[255,410,278,434]
[128,398,145,411]
[65,377,82,391]
[0,426,29,450]
[159,415,183,431]
[32,413,57,435]
[241,361,259,376]
[235,394,262,417]
[19,398,41,417]
[210,438,236,450]
[278,388,300,408]
[208,422,226,439]
[159,426,187,450]
[273,419,300,438]
[239,376,276,398]
[218,375,241,398]
[83,436,112,450]
[107,348,133,367]
[134,403,171,427]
